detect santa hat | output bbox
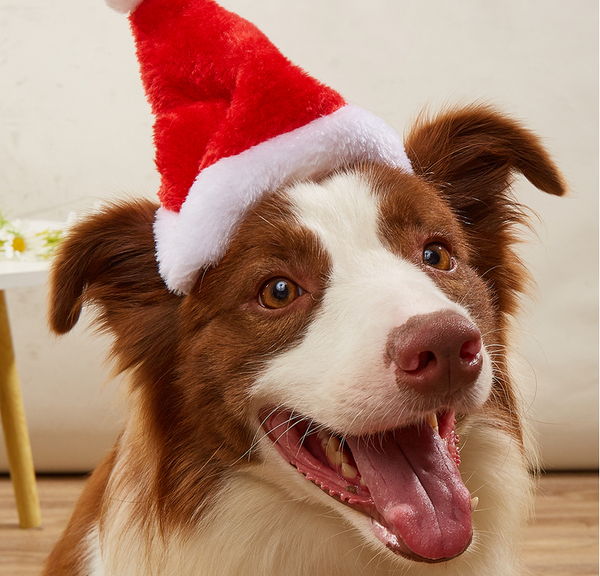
[107,0,412,293]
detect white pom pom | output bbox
[105,0,144,14]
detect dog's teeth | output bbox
[318,431,353,468]
[317,430,330,451]
[317,430,329,442]
[427,413,439,434]
[470,496,479,513]
[325,436,349,466]
[341,463,358,480]
[325,435,340,457]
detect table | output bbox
[0,255,55,529]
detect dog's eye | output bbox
[259,278,303,309]
[423,243,453,271]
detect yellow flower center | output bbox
[12,237,26,252]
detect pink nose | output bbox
[387,310,483,396]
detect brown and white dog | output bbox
[44,106,564,575]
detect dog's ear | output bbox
[48,199,179,372]
[405,105,566,318]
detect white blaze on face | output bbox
[252,171,492,434]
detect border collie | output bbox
[44,105,564,575]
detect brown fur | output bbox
[43,449,116,573]
[405,104,565,320]
[45,193,334,570]
[405,105,566,438]
[44,105,565,574]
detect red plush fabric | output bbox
[153,103,226,213]
[130,0,346,213]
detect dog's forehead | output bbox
[209,164,465,300]
[283,166,460,265]
[286,172,381,261]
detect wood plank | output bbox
[0,475,85,575]
[0,472,597,575]
[523,472,598,575]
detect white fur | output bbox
[82,424,532,576]
[251,173,493,432]
[153,104,412,294]
[83,528,104,576]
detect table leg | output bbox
[0,290,41,528]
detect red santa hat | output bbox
[107,0,412,293]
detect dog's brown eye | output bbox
[259,278,302,309]
[423,243,453,271]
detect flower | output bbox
[0,212,64,261]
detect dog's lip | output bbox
[259,409,374,507]
[259,407,473,563]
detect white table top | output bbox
[0,259,51,290]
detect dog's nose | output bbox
[387,310,483,396]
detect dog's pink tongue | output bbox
[346,423,472,561]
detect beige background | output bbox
[0,0,597,471]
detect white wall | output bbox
[0,0,597,471]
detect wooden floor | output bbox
[0,472,597,575]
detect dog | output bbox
[44,105,565,575]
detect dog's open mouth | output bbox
[261,409,475,563]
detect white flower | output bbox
[0,213,63,261]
